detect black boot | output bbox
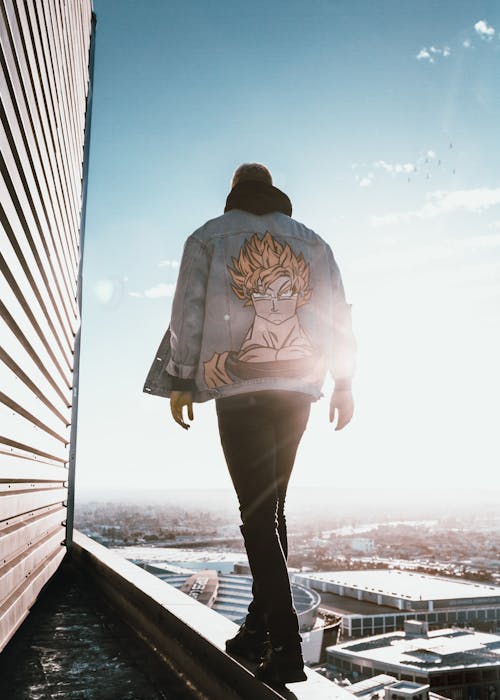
[225,623,270,663]
[255,640,307,685]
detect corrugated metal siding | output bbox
[0,0,93,652]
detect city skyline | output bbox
[78,1,500,494]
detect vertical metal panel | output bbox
[65,8,95,550]
[0,0,93,652]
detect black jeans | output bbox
[216,391,312,647]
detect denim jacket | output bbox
[143,208,356,403]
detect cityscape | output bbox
[75,488,500,586]
[75,488,500,697]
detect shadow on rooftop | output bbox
[0,560,194,700]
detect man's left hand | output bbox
[329,389,354,430]
[170,391,194,430]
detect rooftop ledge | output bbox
[70,530,350,699]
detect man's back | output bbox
[144,205,354,403]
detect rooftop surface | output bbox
[347,673,398,694]
[319,591,399,616]
[114,545,247,567]
[347,674,432,700]
[390,681,430,691]
[330,628,500,672]
[0,563,196,699]
[296,570,500,602]
[162,571,320,623]
[304,587,500,619]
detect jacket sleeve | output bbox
[327,247,357,389]
[165,234,211,381]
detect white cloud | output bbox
[128,283,177,299]
[158,259,180,268]
[129,262,180,298]
[489,220,500,229]
[474,19,495,40]
[371,187,500,227]
[416,48,432,61]
[354,149,440,188]
[463,39,472,48]
[374,160,415,175]
[416,48,434,62]
[355,171,374,187]
[416,46,450,62]
[144,283,176,298]
[430,45,450,56]
[425,188,500,214]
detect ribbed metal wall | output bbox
[0,0,93,651]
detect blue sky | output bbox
[77,0,500,498]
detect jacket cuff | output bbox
[334,378,352,392]
[167,373,195,392]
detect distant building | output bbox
[292,570,500,638]
[345,673,429,700]
[345,673,450,700]
[327,622,500,700]
[160,570,321,631]
[131,555,321,631]
[121,546,245,574]
[351,539,375,554]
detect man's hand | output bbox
[329,389,354,430]
[170,391,194,430]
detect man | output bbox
[144,163,356,686]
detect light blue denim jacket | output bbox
[143,209,356,403]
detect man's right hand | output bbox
[329,389,354,430]
[170,391,194,430]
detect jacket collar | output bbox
[224,180,292,216]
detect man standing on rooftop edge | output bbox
[143,163,356,686]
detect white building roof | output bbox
[112,545,246,564]
[330,629,500,672]
[297,570,500,602]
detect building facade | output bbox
[327,624,500,700]
[138,562,322,631]
[1,0,94,651]
[293,570,500,638]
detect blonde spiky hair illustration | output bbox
[228,232,312,307]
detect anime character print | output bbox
[204,231,319,388]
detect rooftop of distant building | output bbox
[295,570,500,602]
[330,628,500,672]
